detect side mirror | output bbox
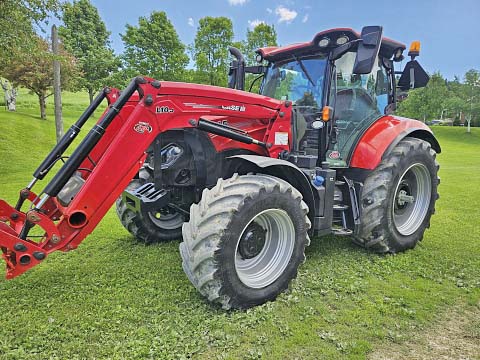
[397,60,430,90]
[228,46,245,90]
[397,41,430,90]
[353,26,383,74]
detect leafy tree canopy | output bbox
[243,23,277,65]
[0,0,61,61]
[120,11,189,83]
[59,0,119,103]
[1,36,77,119]
[397,70,480,126]
[193,17,234,86]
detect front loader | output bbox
[0,26,440,309]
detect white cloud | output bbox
[188,17,194,27]
[302,13,309,23]
[266,7,273,13]
[275,6,297,23]
[228,0,248,5]
[248,19,266,30]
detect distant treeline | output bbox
[397,70,480,126]
[0,0,478,126]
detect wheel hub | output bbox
[148,206,184,230]
[238,222,266,259]
[235,208,296,289]
[396,187,415,207]
[392,163,432,236]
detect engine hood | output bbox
[157,81,283,110]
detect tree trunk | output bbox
[88,88,94,105]
[38,93,47,120]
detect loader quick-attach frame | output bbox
[0,76,298,279]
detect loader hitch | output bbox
[0,199,54,279]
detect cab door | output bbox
[328,52,390,167]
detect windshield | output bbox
[261,55,327,107]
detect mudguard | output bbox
[229,155,315,227]
[350,115,441,170]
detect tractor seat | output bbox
[294,111,307,150]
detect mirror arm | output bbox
[245,65,267,74]
[329,39,360,61]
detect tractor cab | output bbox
[229,26,430,167]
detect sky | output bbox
[82,0,479,80]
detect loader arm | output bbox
[0,77,291,279]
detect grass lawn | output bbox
[0,91,479,359]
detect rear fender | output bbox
[229,155,315,229]
[350,116,441,170]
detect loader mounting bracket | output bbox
[122,183,171,214]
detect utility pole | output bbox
[52,25,63,143]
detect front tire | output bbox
[354,138,440,253]
[116,169,184,243]
[180,174,311,309]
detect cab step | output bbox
[332,227,353,236]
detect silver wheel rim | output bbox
[148,208,184,230]
[393,163,432,236]
[235,209,295,289]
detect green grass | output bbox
[0,93,479,359]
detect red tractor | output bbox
[0,26,439,309]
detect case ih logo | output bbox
[133,122,153,134]
[221,105,246,112]
[328,151,341,159]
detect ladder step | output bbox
[333,204,349,211]
[335,180,345,186]
[332,228,353,236]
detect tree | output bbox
[193,17,234,87]
[1,36,77,119]
[59,0,119,104]
[397,72,449,121]
[121,11,189,83]
[464,69,480,132]
[0,0,60,60]
[242,23,277,92]
[0,1,61,112]
[243,23,277,65]
[396,69,480,129]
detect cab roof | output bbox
[257,28,406,62]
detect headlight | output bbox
[318,37,330,48]
[336,36,349,45]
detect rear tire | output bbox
[354,138,439,253]
[180,174,311,309]
[116,169,184,243]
